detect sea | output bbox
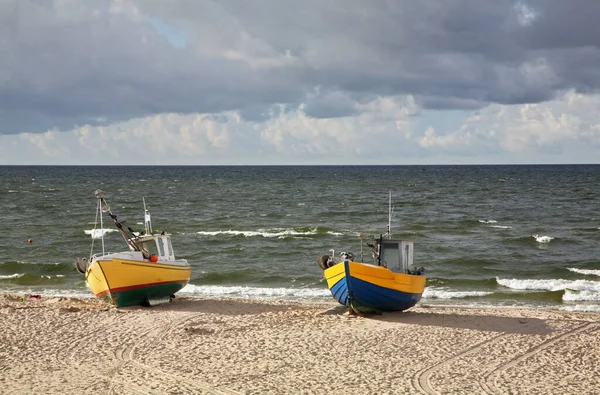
[1,165,599,312]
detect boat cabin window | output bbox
[143,240,158,258]
[167,237,175,259]
[156,236,174,260]
[157,238,166,257]
[379,239,413,273]
[380,241,401,272]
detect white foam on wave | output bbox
[568,268,600,277]
[423,288,493,299]
[497,277,600,292]
[491,225,512,229]
[31,262,62,266]
[0,273,24,279]
[196,228,318,238]
[327,231,344,236]
[479,219,497,224]
[84,229,117,239]
[532,234,554,243]
[563,289,600,302]
[179,284,330,300]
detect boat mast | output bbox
[143,197,152,234]
[95,189,106,255]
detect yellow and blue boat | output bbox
[75,190,191,308]
[318,194,426,313]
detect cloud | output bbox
[1,89,599,164]
[72,112,237,163]
[260,95,418,159]
[418,90,600,162]
[2,0,600,139]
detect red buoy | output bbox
[27,238,33,244]
[150,255,158,262]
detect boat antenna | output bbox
[387,191,394,239]
[143,197,152,234]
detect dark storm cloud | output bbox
[1,0,599,135]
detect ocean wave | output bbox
[497,277,600,292]
[479,220,497,224]
[423,288,493,299]
[327,231,344,236]
[532,234,554,243]
[196,228,319,238]
[563,289,600,301]
[0,273,24,279]
[490,225,512,229]
[568,268,600,277]
[179,284,330,300]
[84,229,117,239]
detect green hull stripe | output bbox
[102,281,188,307]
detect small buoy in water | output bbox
[150,255,158,263]
[28,238,33,244]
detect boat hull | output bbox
[86,257,191,308]
[324,260,425,312]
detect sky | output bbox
[1,0,599,165]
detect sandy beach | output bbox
[0,294,598,395]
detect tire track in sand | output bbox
[119,312,241,395]
[479,322,594,394]
[411,333,509,395]
[55,311,151,395]
[106,312,196,394]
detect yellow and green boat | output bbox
[75,190,191,307]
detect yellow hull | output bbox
[324,260,426,311]
[86,257,191,307]
[325,261,425,294]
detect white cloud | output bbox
[20,130,70,157]
[514,2,539,27]
[1,94,424,164]
[259,95,419,160]
[416,90,600,162]
[2,90,599,165]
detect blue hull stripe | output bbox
[330,276,348,305]
[348,276,421,311]
[327,260,422,311]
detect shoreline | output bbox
[1,294,599,394]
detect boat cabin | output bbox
[378,239,414,273]
[134,234,177,262]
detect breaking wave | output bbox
[423,289,493,299]
[497,277,600,292]
[196,228,319,238]
[179,284,330,300]
[84,229,117,239]
[568,268,600,277]
[532,234,554,243]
